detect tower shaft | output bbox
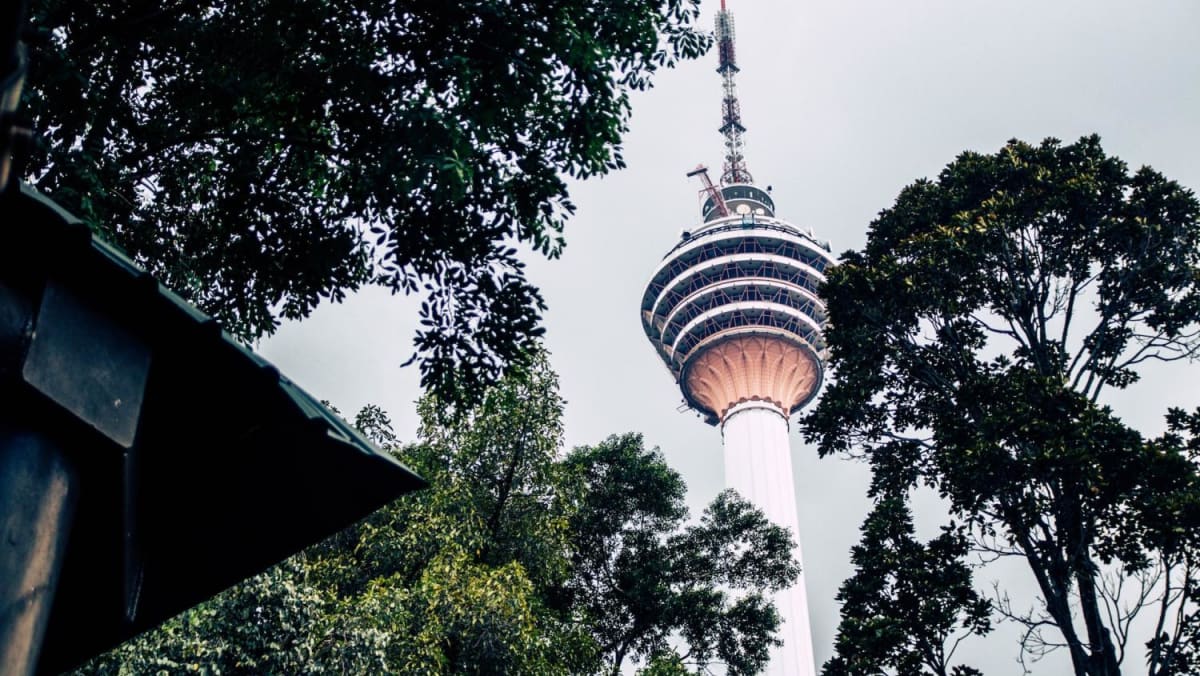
[722,403,815,676]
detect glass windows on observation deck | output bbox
[659,281,826,347]
[643,230,832,310]
[647,256,826,327]
[639,210,836,383]
[669,304,826,369]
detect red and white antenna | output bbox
[686,164,729,217]
[715,0,752,184]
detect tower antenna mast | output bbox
[716,0,751,184]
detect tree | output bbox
[824,492,990,676]
[76,353,796,674]
[302,353,592,674]
[562,435,800,675]
[77,357,590,674]
[803,136,1200,675]
[22,0,709,402]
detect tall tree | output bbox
[562,435,799,675]
[306,353,590,674]
[21,0,709,402]
[803,136,1200,675]
[76,354,796,675]
[823,492,990,676]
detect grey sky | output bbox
[260,1,1200,672]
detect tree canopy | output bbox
[804,136,1200,675]
[823,493,990,676]
[22,0,709,402]
[563,436,799,675]
[76,352,796,675]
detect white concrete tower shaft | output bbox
[723,402,815,676]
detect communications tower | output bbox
[639,2,834,674]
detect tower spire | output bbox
[715,0,751,184]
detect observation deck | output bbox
[640,184,835,425]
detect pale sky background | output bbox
[259,1,1200,672]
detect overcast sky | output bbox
[259,1,1200,672]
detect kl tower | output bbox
[639,2,834,674]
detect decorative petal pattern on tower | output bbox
[683,334,820,421]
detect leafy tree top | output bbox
[804,136,1200,675]
[808,134,1200,474]
[23,0,710,402]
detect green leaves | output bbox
[563,436,798,675]
[804,136,1200,674]
[76,353,792,675]
[24,0,710,404]
[825,494,990,676]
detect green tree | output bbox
[306,353,590,674]
[22,0,709,402]
[803,136,1200,675]
[77,354,796,674]
[562,435,800,675]
[824,492,990,676]
[78,357,589,674]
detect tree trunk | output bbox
[1075,557,1121,675]
[1062,490,1121,676]
[1003,499,1093,675]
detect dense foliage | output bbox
[823,493,990,676]
[563,435,799,675]
[804,136,1200,675]
[77,353,796,675]
[22,0,709,402]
